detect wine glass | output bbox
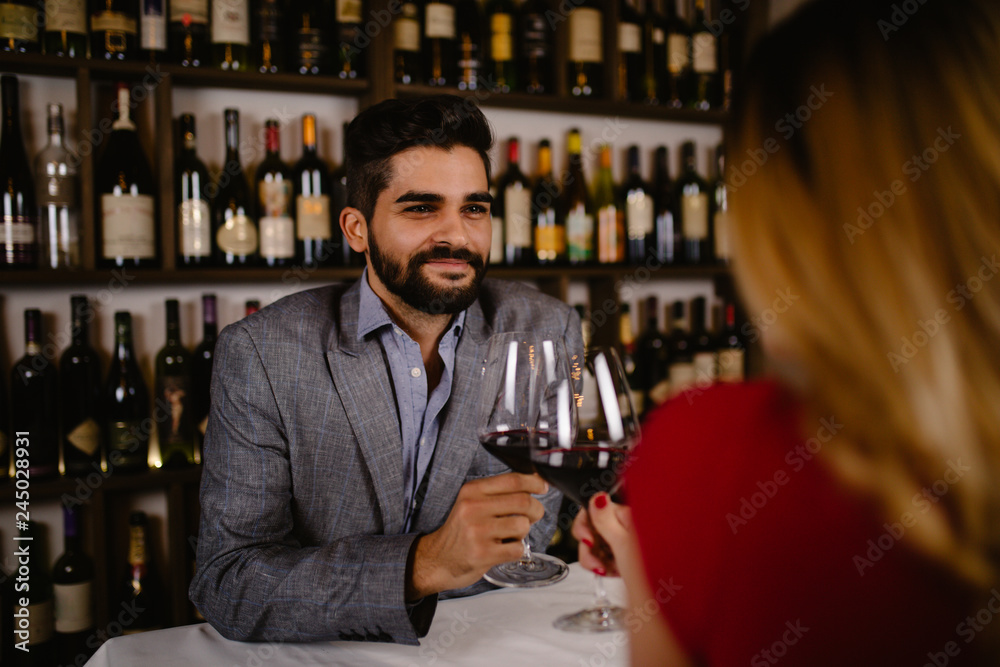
[531,346,641,632]
[477,332,575,587]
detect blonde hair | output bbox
[730,0,1000,607]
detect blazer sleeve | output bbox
[188,323,434,645]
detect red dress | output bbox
[625,380,978,666]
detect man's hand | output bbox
[407,473,548,600]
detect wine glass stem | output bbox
[520,537,533,565]
[593,573,611,613]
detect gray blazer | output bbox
[189,277,582,646]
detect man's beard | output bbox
[368,227,487,315]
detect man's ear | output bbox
[340,207,368,253]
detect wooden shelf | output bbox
[0,465,202,501]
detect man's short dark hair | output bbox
[344,95,495,223]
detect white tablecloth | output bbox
[85,564,629,666]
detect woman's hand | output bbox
[572,492,639,579]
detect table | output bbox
[85,564,629,666]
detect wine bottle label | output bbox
[24,600,54,645]
[67,417,100,456]
[597,205,623,263]
[180,199,211,257]
[629,388,644,415]
[714,209,731,261]
[45,0,87,33]
[141,0,166,49]
[619,22,641,54]
[395,5,419,51]
[296,195,331,240]
[0,4,39,41]
[101,194,156,259]
[424,3,455,39]
[566,207,594,262]
[626,191,654,239]
[54,581,94,633]
[259,216,295,258]
[692,32,717,73]
[91,11,138,34]
[718,348,744,383]
[648,378,670,406]
[171,0,208,24]
[41,171,76,206]
[212,0,249,45]
[490,13,512,62]
[259,179,290,217]
[667,33,688,73]
[520,14,548,59]
[129,525,147,565]
[157,375,193,446]
[296,25,328,71]
[652,27,664,45]
[504,186,531,248]
[681,193,709,241]
[216,213,259,255]
[489,213,503,264]
[109,421,143,457]
[336,0,362,23]
[2,217,36,244]
[693,351,717,386]
[535,225,566,258]
[568,8,602,63]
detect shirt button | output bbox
[411,367,422,378]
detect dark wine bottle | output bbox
[176,113,213,266]
[485,0,516,92]
[256,119,295,268]
[291,0,332,75]
[674,140,711,264]
[594,143,623,264]
[652,145,678,264]
[60,295,103,477]
[251,0,284,73]
[622,145,654,264]
[95,83,159,269]
[211,0,249,70]
[690,295,716,388]
[11,309,59,478]
[689,0,717,110]
[90,0,138,60]
[0,74,38,269]
[105,311,150,473]
[517,0,552,94]
[118,512,164,633]
[637,295,669,411]
[191,293,217,452]
[566,0,603,97]
[0,0,41,52]
[156,299,196,468]
[618,303,644,415]
[455,0,482,91]
[393,0,422,84]
[245,299,260,316]
[617,0,643,101]
[499,137,532,265]
[15,521,56,663]
[168,0,209,66]
[139,0,167,60]
[718,301,746,383]
[667,299,694,397]
[423,0,456,86]
[532,139,564,265]
[44,0,88,57]
[562,128,594,264]
[36,103,80,270]
[213,108,258,266]
[335,0,365,78]
[712,142,731,264]
[640,0,665,104]
[294,113,333,267]
[53,506,96,665]
[663,0,689,107]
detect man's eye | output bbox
[465,205,489,215]
[405,205,434,213]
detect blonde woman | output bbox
[574,0,1000,664]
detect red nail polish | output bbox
[594,494,608,509]
[593,567,607,577]
[582,538,594,549]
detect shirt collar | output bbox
[357,267,467,341]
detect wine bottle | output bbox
[294,113,333,267]
[44,0,88,57]
[637,295,669,411]
[690,295,716,388]
[594,143,623,264]
[0,75,38,269]
[176,113,213,266]
[156,299,196,468]
[663,0,689,107]
[15,522,56,663]
[641,0,665,104]
[53,506,96,665]
[393,0,422,84]
[139,0,167,60]
[90,0,139,60]
[667,299,694,398]
[291,0,332,75]
[36,103,80,270]
[251,0,284,73]
[562,128,594,264]
[622,145,653,264]
[10,309,59,478]
[211,0,249,70]
[675,140,711,264]
[105,311,150,473]
[517,0,551,94]
[119,512,164,633]
[712,143,731,264]
[652,145,678,264]
[532,139,564,265]
[0,0,41,52]
[689,0,717,110]
[485,0,515,92]
[256,119,295,267]
[245,299,260,316]
[423,0,456,86]
[455,0,482,91]
[335,0,365,78]
[566,0,602,97]
[95,83,158,269]
[618,303,643,415]
[213,108,258,266]
[499,137,532,265]
[168,0,209,65]
[60,295,103,477]
[718,301,745,383]
[191,293,217,451]
[617,0,643,101]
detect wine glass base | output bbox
[483,553,570,588]
[553,605,627,633]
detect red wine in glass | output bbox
[479,429,536,475]
[530,444,628,506]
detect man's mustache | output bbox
[414,246,486,270]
